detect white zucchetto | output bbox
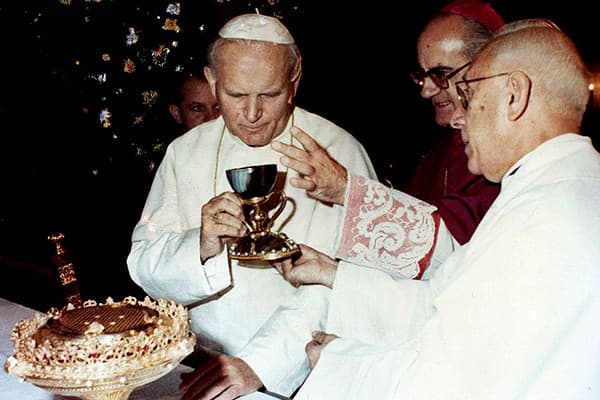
[218,13,295,44]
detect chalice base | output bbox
[229,231,300,261]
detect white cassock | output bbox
[295,134,600,400]
[126,106,377,395]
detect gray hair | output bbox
[494,18,561,36]
[206,37,302,81]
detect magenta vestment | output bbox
[405,129,500,244]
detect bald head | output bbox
[494,18,561,36]
[419,13,494,61]
[476,26,589,127]
[455,25,591,182]
[416,13,495,127]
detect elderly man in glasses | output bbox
[275,22,600,400]
[405,0,503,249]
[278,0,507,285]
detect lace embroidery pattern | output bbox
[336,175,438,279]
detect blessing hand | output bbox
[271,126,348,205]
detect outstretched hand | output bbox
[272,244,338,289]
[180,354,263,400]
[271,126,348,205]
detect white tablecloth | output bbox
[0,297,283,400]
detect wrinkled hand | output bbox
[200,192,247,263]
[273,244,338,288]
[305,331,339,369]
[271,126,348,205]
[180,354,263,400]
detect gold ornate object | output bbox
[228,230,300,261]
[226,164,300,262]
[4,296,196,400]
[48,232,83,308]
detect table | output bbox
[0,297,285,400]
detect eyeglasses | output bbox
[410,62,471,89]
[455,72,511,109]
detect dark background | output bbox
[0,1,597,311]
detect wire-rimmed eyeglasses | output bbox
[410,62,471,89]
[455,72,511,109]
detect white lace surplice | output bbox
[335,174,440,279]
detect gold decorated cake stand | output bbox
[4,296,196,400]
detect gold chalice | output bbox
[226,164,299,261]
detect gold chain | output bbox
[213,122,227,196]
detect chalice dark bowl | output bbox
[226,164,278,200]
[225,164,299,262]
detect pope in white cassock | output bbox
[126,13,378,396]
[273,25,600,399]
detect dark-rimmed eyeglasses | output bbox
[410,62,471,89]
[455,72,511,109]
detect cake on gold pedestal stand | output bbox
[4,296,196,400]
